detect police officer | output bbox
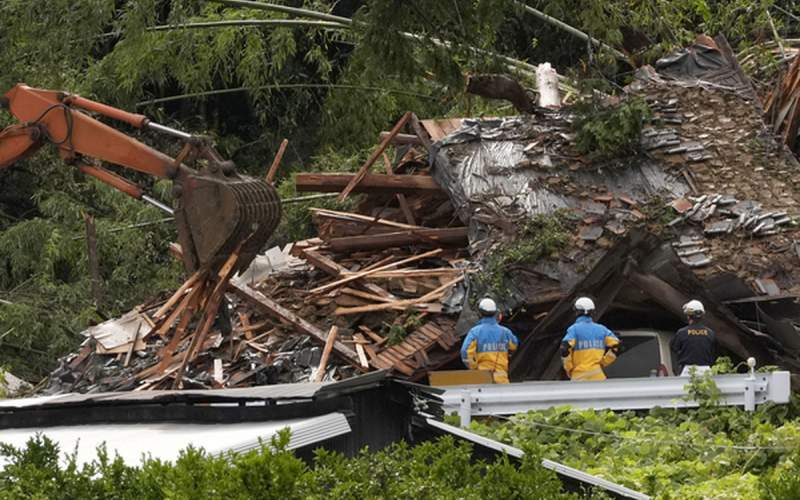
[560,297,621,381]
[460,298,519,384]
[671,300,716,376]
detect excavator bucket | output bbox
[173,171,281,273]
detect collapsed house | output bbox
[38,36,800,394]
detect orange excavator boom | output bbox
[0,84,281,272]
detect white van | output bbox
[604,330,678,378]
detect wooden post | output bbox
[314,326,339,382]
[84,213,102,306]
[266,138,289,184]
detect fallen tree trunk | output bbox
[466,74,536,113]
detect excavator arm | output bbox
[0,84,281,272]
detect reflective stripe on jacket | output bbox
[460,317,519,383]
[561,316,619,381]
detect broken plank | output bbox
[335,274,463,315]
[311,248,442,295]
[230,281,360,367]
[314,326,339,382]
[409,113,433,152]
[238,312,253,340]
[265,138,289,184]
[302,248,397,300]
[344,268,461,279]
[359,326,388,345]
[153,270,202,320]
[297,173,442,195]
[341,287,394,304]
[338,111,412,201]
[355,342,369,369]
[310,208,423,231]
[327,227,468,253]
[301,248,342,276]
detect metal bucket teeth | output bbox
[174,173,281,272]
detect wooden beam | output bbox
[338,111,412,201]
[230,281,360,367]
[314,326,339,382]
[265,138,289,184]
[327,227,468,252]
[296,173,441,195]
[378,132,422,145]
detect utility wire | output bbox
[136,84,438,107]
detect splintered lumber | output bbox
[296,173,442,195]
[314,326,339,382]
[327,227,468,252]
[173,245,243,388]
[265,138,289,184]
[153,270,202,320]
[230,281,361,367]
[353,334,370,369]
[335,274,463,315]
[338,111,412,201]
[408,113,433,151]
[301,248,397,300]
[383,152,417,226]
[310,248,442,295]
[310,208,423,231]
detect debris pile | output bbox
[44,115,468,393]
[42,37,800,392]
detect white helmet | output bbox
[478,297,497,315]
[574,297,595,314]
[683,300,705,317]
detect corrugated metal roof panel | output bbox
[0,412,351,469]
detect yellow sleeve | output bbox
[562,340,575,376]
[466,339,478,369]
[601,333,620,367]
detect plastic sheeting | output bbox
[431,116,689,233]
[654,40,749,91]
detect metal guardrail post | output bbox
[459,389,472,427]
[744,357,757,412]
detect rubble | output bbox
[39,37,800,392]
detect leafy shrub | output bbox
[470,396,800,499]
[0,433,574,500]
[572,97,652,160]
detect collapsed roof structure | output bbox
[33,36,800,394]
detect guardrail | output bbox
[437,371,791,426]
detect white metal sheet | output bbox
[0,412,350,469]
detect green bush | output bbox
[0,433,574,500]
[573,97,652,160]
[470,394,800,499]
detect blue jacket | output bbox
[460,317,519,378]
[561,316,620,380]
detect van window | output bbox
[604,336,661,378]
